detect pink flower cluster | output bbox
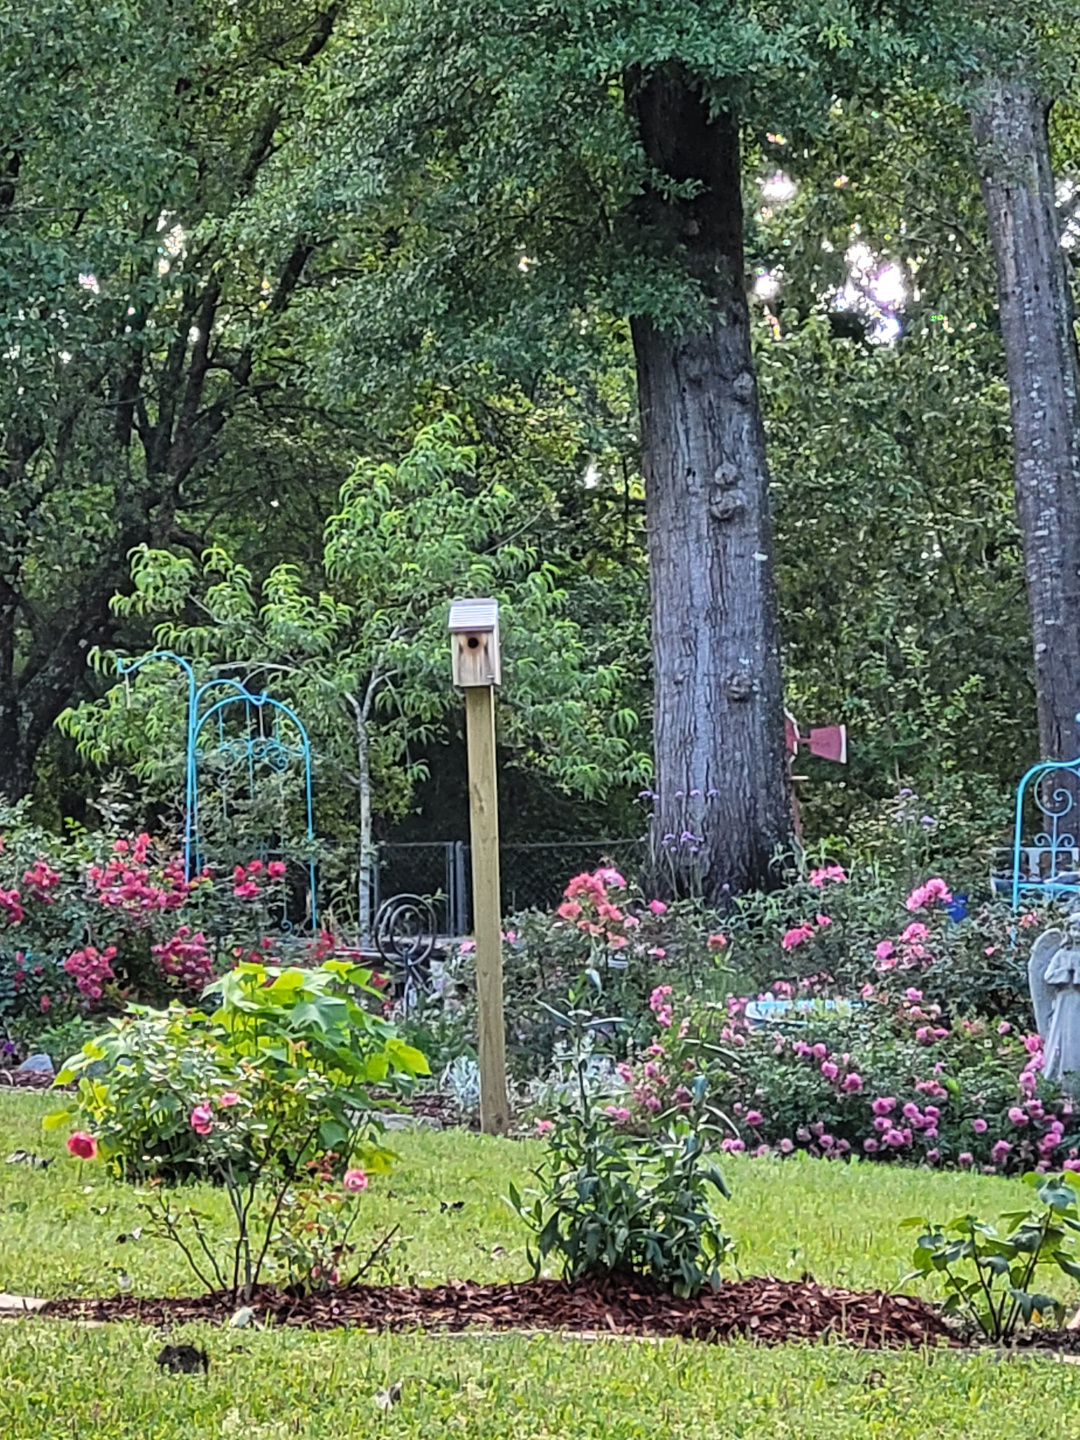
[62,943,117,1000]
[874,920,934,972]
[904,877,953,912]
[557,869,632,949]
[808,864,846,887]
[152,926,214,991]
[88,835,189,917]
[649,984,673,1028]
[22,860,60,902]
[0,887,24,924]
[231,857,287,899]
[781,913,833,951]
[190,1090,242,1136]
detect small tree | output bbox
[61,419,648,931]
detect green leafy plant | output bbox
[507,979,734,1297]
[46,959,428,1301]
[902,1174,1080,1341]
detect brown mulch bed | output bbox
[0,1068,56,1090]
[40,1274,951,1348]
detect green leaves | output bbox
[903,1179,1080,1341]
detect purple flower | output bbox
[958,1152,973,1167]
[990,1139,1012,1164]
[821,1061,839,1081]
[863,1137,879,1153]
[779,1138,794,1154]
[842,1072,863,1093]
[744,1110,763,1127]
[972,1117,988,1134]
[871,1097,896,1117]
[1008,1107,1028,1126]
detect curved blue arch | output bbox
[116,653,318,930]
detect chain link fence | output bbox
[372,838,646,937]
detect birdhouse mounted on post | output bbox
[449,595,508,1134]
[449,598,501,688]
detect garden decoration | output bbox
[784,710,847,839]
[117,651,318,931]
[1004,718,1080,909]
[449,598,508,1135]
[373,892,438,1010]
[1029,920,1080,1090]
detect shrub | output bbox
[48,958,428,1299]
[607,977,1077,1175]
[508,982,734,1297]
[443,868,732,1080]
[52,958,428,1182]
[0,801,362,1054]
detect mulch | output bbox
[40,1274,952,1348]
[0,1068,57,1090]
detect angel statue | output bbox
[1029,918,1080,1091]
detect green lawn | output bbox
[2,1091,1080,1439]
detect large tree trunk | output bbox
[972,79,1080,761]
[628,65,792,900]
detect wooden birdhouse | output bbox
[449,598,501,687]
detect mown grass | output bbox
[4,1090,1080,1439]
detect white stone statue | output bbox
[1029,919,1080,1089]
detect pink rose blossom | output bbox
[343,1169,369,1192]
[958,1152,973,1167]
[66,1132,98,1160]
[218,1092,240,1108]
[871,1097,896,1116]
[821,1061,839,1081]
[779,1138,794,1154]
[648,899,667,915]
[1008,1106,1027,1125]
[535,1119,554,1137]
[863,1137,879,1153]
[744,1110,763,1127]
[842,1072,863,1092]
[972,1117,988,1134]
[190,1103,213,1135]
[990,1140,1012,1164]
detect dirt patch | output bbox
[41,1274,951,1348]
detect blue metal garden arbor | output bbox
[1008,714,1080,910]
[116,652,318,929]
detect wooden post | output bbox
[464,684,508,1134]
[448,598,507,1135]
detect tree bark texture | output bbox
[972,79,1080,761]
[629,66,792,899]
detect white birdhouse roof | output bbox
[448,598,499,632]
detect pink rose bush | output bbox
[0,815,359,1044]
[603,976,1076,1176]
